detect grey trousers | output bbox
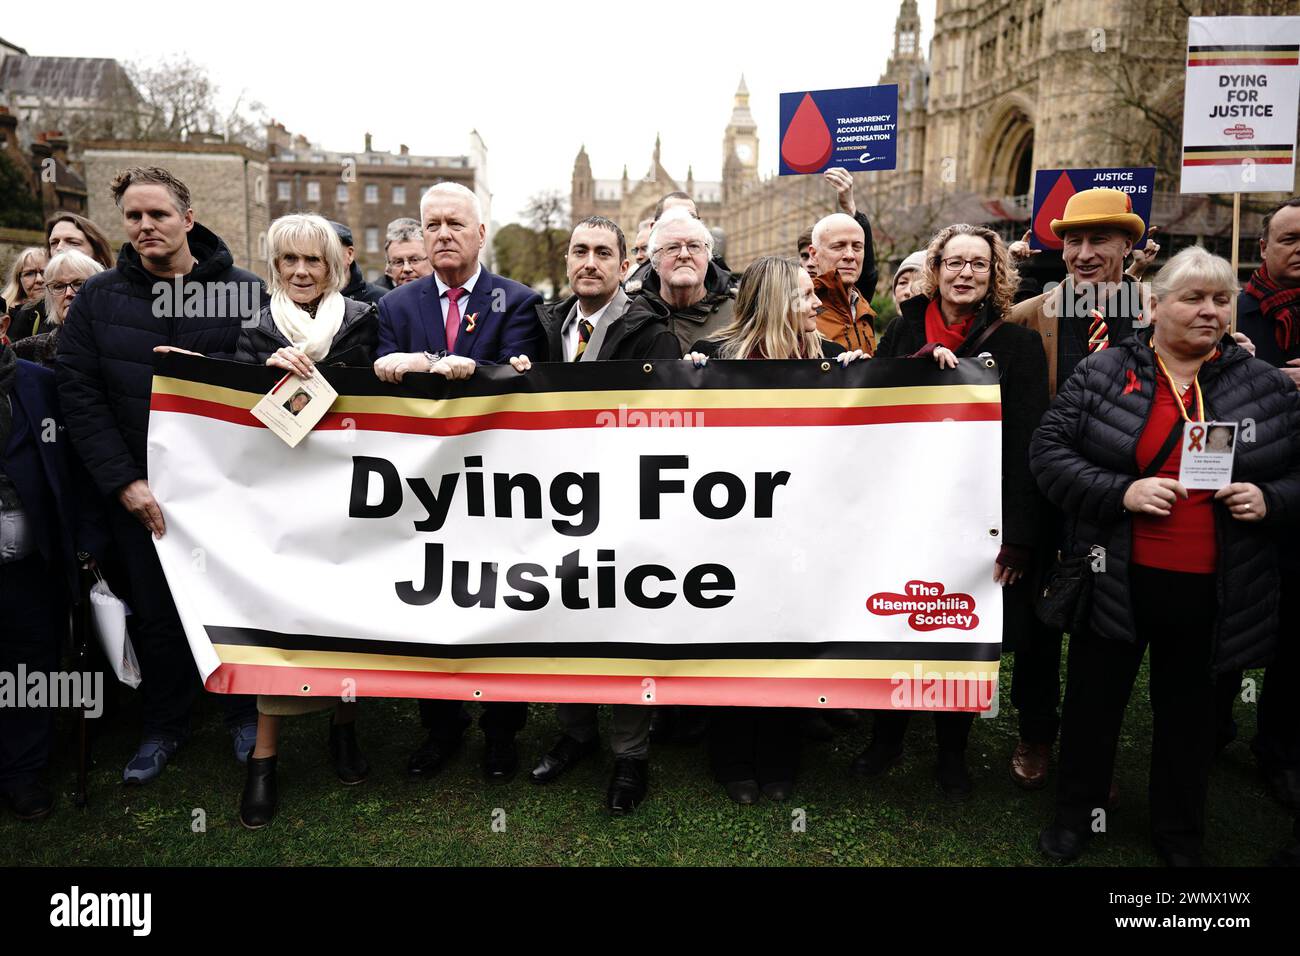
[556,704,652,759]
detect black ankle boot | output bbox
[329,721,370,785]
[239,754,278,829]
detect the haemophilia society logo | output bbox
[866,580,979,632]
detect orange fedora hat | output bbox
[1049,188,1146,242]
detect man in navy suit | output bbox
[373,182,542,781]
[1,343,107,819]
[373,182,543,382]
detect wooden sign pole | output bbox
[1230,191,1241,335]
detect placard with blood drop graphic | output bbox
[779,85,898,176]
[1028,166,1155,251]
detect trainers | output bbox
[123,735,182,785]
[231,720,258,765]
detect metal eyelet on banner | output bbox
[472,689,483,698]
[820,361,831,371]
[983,357,996,369]
[989,528,1000,537]
[817,695,828,705]
[300,684,311,694]
[642,363,653,373]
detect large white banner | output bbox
[147,354,1004,711]
[1180,15,1300,194]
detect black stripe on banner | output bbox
[206,625,1003,663]
[1188,44,1300,52]
[1184,144,1294,153]
[153,349,1000,402]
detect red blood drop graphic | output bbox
[1032,171,1076,250]
[781,93,833,174]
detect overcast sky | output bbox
[5,0,935,224]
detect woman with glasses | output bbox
[861,224,1050,800]
[12,250,103,367]
[3,248,49,343]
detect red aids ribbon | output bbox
[1188,426,1205,452]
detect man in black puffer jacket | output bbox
[1030,255,1300,866]
[329,221,388,306]
[56,166,267,785]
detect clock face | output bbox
[736,143,753,162]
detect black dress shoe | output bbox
[851,742,903,777]
[724,779,761,804]
[761,780,794,802]
[1038,820,1089,862]
[329,721,370,785]
[606,757,648,813]
[483,737,518,783]
[239,754,278,830]
[3,781,53,821]
[530,735,599,785]
[407,732,460,778]
[936,750,973,802]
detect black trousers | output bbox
[0,554,62,788]
[1054,566,1217,858]
[708,707,801,784]
[871,708,976,753]
[1256,585,1300,769]
[107,504,255,737]
[1009,622,1063,745]
[417,699,527,744]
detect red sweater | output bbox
[1131,381,1217,574]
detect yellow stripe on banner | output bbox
[212,644,1000,680]
[1185,150,1293,160]
[153,376,1002,418]
[1189,50,1298,60]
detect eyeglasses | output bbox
[941,257,991,274]
[654,241,708,259]
[388,255,428,268]
[49,280,85,295]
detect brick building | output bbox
[266,122,491,281]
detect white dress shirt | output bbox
[434,267,482,326]
[561,298,614,362]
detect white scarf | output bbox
[269,290,346,361]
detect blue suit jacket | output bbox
[376,266,544,364]
[5,359,108,598]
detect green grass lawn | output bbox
[2,657,1291,867]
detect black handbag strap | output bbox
[1139,419,1185,479]
[963,319,1004,356]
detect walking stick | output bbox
[72,556,95,808]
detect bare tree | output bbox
[522,190,570,297]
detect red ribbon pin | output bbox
[1188,426,1204,452]
[1123,369,1140,395]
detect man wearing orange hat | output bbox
[1002,188,1150,793]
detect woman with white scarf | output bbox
[232,214,380,829]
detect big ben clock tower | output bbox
[723,75,759,186]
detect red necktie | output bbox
[445,286,466,352]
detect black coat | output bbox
[1030,329,1300,672]
[55,223,268,497]
[234,298,379,367]
[877,294,1050,556]
[596,292,685,361]
[343,261,389,306]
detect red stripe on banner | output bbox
[205,662,997,712]
[151,394,1002,433]
[1188,57,1298,66]
[1182,157,1293,166]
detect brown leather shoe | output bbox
[1009,741,1051,790]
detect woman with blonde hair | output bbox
[862,223,1050,801]
[12,250,103,367]
[3,248,49,341]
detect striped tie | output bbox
[574,318,594,360]
[1087,310,1109,353]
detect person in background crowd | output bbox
[625,192,700,294]
[376,182,540,781]
[823,167,879,301]
[612,209,733,357]
[509,217,651,812]
[1031,245,1300,866]
[384,217,432,288]
[684,255,866,803]
[328,221,389,305]
[891,250,926,306]
[47,212,115,270]
[0,339,107,822]
[1231,195,1300,813]
[868,224,1049,801]
[797,230,815,277]
[56,166,265,784]
[632,218,653,267]
[13,251,103,368]
[1009,225,1162,282]
[231,214,378,829]
[808,213,877,355]
[3,248,48,335]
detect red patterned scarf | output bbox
[1245,264,1300,350]
[924,298,972,351]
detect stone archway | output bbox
[979,100,1036,197]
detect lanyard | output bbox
[1152,347,1205,423]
